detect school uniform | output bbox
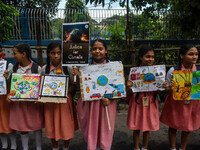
[127,91,159,132]
[41,63,78,141]
[9,61,44,131]
[160,64,200,131]
[77,60,117,150]
[0,59,13,133]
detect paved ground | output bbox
[6,102,200,150]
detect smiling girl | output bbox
[127,45,160,150]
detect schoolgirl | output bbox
[160,44,200,150]
[41,41,78,150]
[77,39,117,150]
[0,45,16,150]
[7,43,43,150]
[126,45,160,150]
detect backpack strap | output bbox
[31,62,39,73]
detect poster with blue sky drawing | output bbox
[129,65,166,92]
[189,71,200,100]
[79,61,126,101]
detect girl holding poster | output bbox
[0,45,16,150]
[41,41,78,150]
[127,45,160,150]
[77,39,117,150]
[7,43,43,150]
[160,44,200,150]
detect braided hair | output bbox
[13,43,38,72]
[177,44,195,70]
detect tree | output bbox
[0,0,19,42]
[171,0,200,39]
[1,0,61,10]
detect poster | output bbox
[173,70,200,100]
[10,73,41,100]
[0,61,7,74]
[0,76,7,95]
[38,75,69,103]
[129,65,166,92]
[79,61,126,101]
[62,22,89,66]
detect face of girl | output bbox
[181,47,198,65]
[49,47,61,66]
[91,41,107,63]
[13,48,24,63]
[140,50,155,66]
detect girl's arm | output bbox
[127,80,133,95]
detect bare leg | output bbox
[180,131,190,150]
[168,127,177,149]
[142,131,150,149]
[133,130,140,149]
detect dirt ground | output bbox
[9,102,200,150]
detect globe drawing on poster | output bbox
[129,65,166,92]
[79,62,126,101]
[10,73,41,100]
[41,75,67,98]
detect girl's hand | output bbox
[7,94,14,103]
[72,67,79,76]
[127,80,133,88]
[162,80,167,88]
[3,70,9,78]
[169,80,175,90]
[101,98,111,106]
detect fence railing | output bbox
[9,8,188,41]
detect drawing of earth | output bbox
[97,75,108,86]
[17,81,31,94]
[143,73,155,84]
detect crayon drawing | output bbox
[10,73,41,100]
[173,70,192,100]
[0,61,7,74]
[191,71,200,100]
[129,65,166,92]
[41,75,67,97]
[0,76,7,95]
[79,62,126,101]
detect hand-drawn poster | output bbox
[0,61,7,74]
[173,70,200,100]
[38,75,69,103]
[129,65,166,92]
[173,70,192,100]
[10,73,41,100]
[191,71,200,100]
[79,62,126,101]
[0,76,7,95]
[62,22,89,66]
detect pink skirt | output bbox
[127,92,159,132]
[0,95,13,133]
[44,94,78,141]
[77,97,117,150]
[160,94,200,131]
[10,101,44,131]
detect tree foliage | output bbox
[0,0,19,42]
[1,0,61,9]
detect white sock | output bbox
[21,133,29,150]
[170,148,176,150]
[34,130,42,150]
[141,147,147,150]
[63,146,69,150]
[134,149,139,150]
[8,132,17,149]
[53,148,58,150]
[0,133,8,149]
